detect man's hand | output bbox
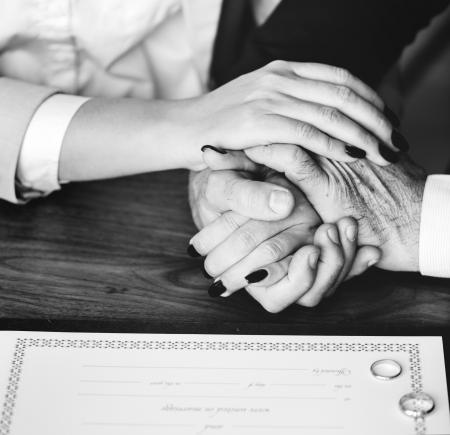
[245,145,426,272]
[188,166,296,228]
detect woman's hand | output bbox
[182,61,407,169]
[59,61,406,183]
[243,219,380,312]
[201,216,380,313]
[191,197,380,307]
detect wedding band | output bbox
[399,392,435,418]
[370,359,402,380]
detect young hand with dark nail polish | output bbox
[208,280,227,297]
[391,130,409,152]
[345,145,366,159]
[187,244,202,258]
[383,106,400,128]
[378,143,400,163]
[245,269,268,284]
[201,145,227,154]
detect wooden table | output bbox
[1,170,450,336]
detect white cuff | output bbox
[419,174,450,278]
[16,94,90,198]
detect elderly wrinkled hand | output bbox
[243,145,426,272]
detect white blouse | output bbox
[0,0,221,99]
[0,0,223,195]
[1,0,280,195]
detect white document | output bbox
[0,332,449,435]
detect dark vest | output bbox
[211,0,448,89]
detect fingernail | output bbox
[187,244,202,258]
[245,269,268,284]
[378,143,399,163]
[327,227,340,244]
[201,145,227,154]
[391,130,409,152]
[308,251,320,269]
[383,105,400,128]
[222,288,244,298]
[201,264,212,279]
[208,280,227,297]
[367,258,379,268]
[345,224,357,242]
[345,145,366,159]
[269,189,292,215]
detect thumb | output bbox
[345,245,381,281]
[205,170,295,221]
[245,144,327,197]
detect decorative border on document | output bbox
[0,338,422,435]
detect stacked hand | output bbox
[187,63,426,312]
[189,164,378,311]
[181,60,407,171]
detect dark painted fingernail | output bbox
[383,106,400,127]
[187,244,201,258]
[379,143,400,163]
[245,269,268,284]
[345,145,366,159]
[208,280,227,297]
[201,145,227,154]
[391,130,409,152]
[201,264,212,279]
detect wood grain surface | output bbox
[0,170,449,334]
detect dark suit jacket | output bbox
[212,0,448,89]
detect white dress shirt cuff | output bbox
[16,94,90,199]
[419,174,450,278]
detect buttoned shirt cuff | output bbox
[419,174,450,278]
[16,94,91,200]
